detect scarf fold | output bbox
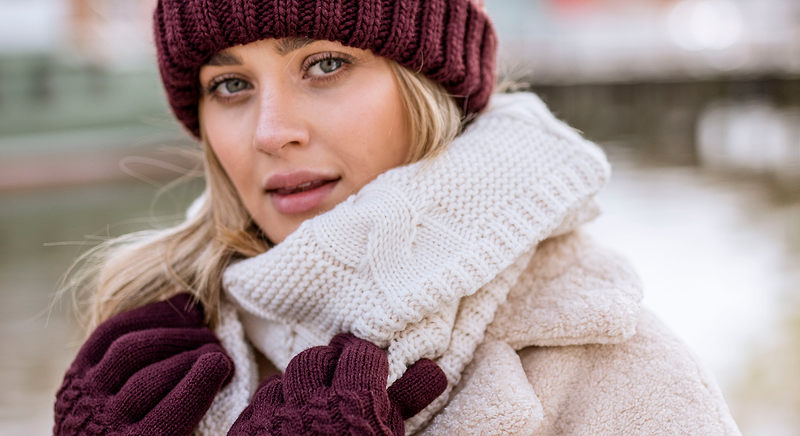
[221,92,610,433]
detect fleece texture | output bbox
[487,230,643,348]
[420,340,543,435]
[515,308,741,436]
[418,231,741,436]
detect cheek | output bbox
[201,106,257,202]
[318,74,409,176]
[213,144,245,184]
[202,105,251,159]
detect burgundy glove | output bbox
[228,333,447,436]
[54,294,234,436]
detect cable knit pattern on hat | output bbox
[153,0,497,138]
[213,92,610,434]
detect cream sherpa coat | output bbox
[195,93,741,436]
[421,230,741,435]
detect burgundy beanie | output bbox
[153,0,498,139]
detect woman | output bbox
[54,0,742,435]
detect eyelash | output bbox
[205,74,247,103]
[301,52,354,82]
[204,51,354,103]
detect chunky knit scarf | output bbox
[198,92,611,435]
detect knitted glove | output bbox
[54,294,234,436]
[228,333,447,436]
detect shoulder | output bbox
[482,230,741,435]
[517,308,741,436]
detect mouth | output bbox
[270,179,339,196]
[265,174,341,215]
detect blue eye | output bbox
[317,58,343,73]
[217,78,249,95]
[306,56,347,77]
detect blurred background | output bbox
[0,0,798,433]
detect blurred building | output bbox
[68,0,157,67]
[0,0,165,137]
[0,0,183,191]
[486,0,800,83]
[0,0,155,63]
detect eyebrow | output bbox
[274,37,315,56]
[205,51,242,66]
[204,37,316,66]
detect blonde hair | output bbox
[63,60,464,332]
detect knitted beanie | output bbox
[153,0,497,139]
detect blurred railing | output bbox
[0,54,194,191]
[531,78,800,194]
[0,55,166,135]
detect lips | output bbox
[264,171,340,215]
[272,179,336,196]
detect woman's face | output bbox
[198,38,410,244]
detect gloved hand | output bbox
[228,333,447,436]
[53,293,234,436]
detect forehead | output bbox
[205,37,315,66]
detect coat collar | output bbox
[487,230,644,349]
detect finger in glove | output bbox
[88,327,222,394]
[106,342,232,424]
[137,350,234,436]
[387,358,448,420]
[282,345,338,406]
[330,333,389,392]
[73,294,205,372]
[228,374,283,435]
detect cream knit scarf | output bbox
[203,93,610,435]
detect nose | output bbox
[252,86,309,155]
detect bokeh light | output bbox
[669,0,745,51]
